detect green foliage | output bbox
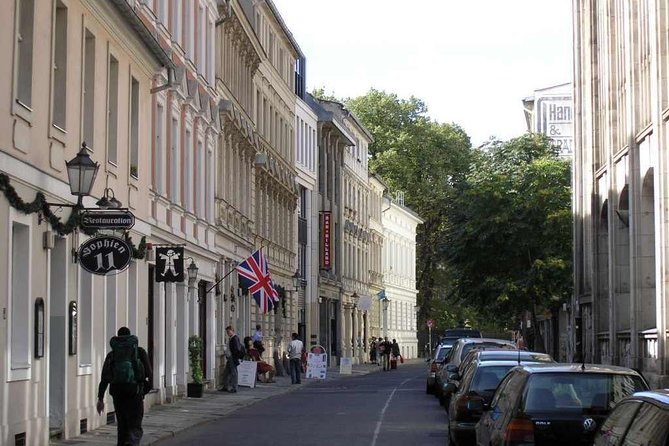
[344,89,477,330]
[188,335,204,384]
[447,133,573,325]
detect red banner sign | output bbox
[322,212,331,270]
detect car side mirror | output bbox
[444,382,457,395]
[426,358,431,363]
[446,364,458,373]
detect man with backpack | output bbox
[220,325,244,393]
[96,327,152,446]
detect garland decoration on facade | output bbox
[0,172,146,259]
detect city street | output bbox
[156,363,448,446]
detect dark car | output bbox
[436,338,517,406]
[474,364,649,446]
[447,354,553,446]
[593,389,669,446]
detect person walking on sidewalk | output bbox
[221,326,243,393]
[288,333,304,384]
[391,339,401,369]
[96,327,153,446]
[380,337,391,371]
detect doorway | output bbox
[49,237,67,431]
[198,281,207,378]
[147,265,155,368]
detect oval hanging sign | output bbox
[78,235,132,275]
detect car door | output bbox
[593,400,641,446]
[477,370,523,446]
[620,403,669,446]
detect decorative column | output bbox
[351,305,357,363]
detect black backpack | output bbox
[110,335,145,396]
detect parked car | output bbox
[426,344,451,394]
[593,389,669,446]
[436,338,517,406]
[446,353,554,446]
[474,364,649,446]
[440,328,483,345]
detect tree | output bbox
[344,89,478,338]
[447,134,572,349]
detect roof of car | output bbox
[455,338,516,346]
[627,389,669,408]
[513,363,645,375]
[476,350,554,361]
[477,360,553,367]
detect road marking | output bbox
[371,377,413,446]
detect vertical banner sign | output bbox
[322,212,331,270]
[155,247,185,282]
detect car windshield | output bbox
[481,352,553,363]
[461,342,514,361]
[522,373,647,414]
[444,329,481,338]
[472,366,514,392]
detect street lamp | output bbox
[66,143,100,206]
[187,258,199,288]
[95,187,123,209]
[291,269,301,291]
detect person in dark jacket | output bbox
[220,325,243,392]
[96,327,152,446]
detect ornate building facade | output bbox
[0,0,172,442]
[368,174,388,341]
[572,0,668,387]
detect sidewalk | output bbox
[51,361,389,445]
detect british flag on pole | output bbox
[236,249,280,314]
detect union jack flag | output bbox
[236,249,279,314]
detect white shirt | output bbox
[288,339,304,360]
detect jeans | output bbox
[112,394,144,446]
[290,358,302,384]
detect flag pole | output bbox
[205,266,237,295]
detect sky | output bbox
[271,0,573,146]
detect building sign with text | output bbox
[536,96,573,156]
[78,236,132,275]
[322,212,331,270]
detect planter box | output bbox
[187,383,204,398]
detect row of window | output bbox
[153,103,215,220]
[254,10,296,90]
[256,90,294,162]
[14,0,141,176]
[296,116,317,173]
[150,0,216,83]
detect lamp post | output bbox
[383,298,390,338]
[291,269,301,291]
[186,257,199,301]
[65,143,100,206]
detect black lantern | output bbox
[187,258,199,287]
[292,269,301,291]
[66,143,99,205]
[96,187,123,209]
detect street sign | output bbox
[78,235,132,275]
[427,319,434,329]
[80,210,135,230]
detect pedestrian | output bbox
[391,339,401,369]
[252,324,265,355]
[246,336,275,383]
[370,337,377,364]
[220,325,243,393]
[381,337,391,371]
[288,332,304,384]
[96,327,152,446]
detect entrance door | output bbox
[49,237,67,431]
[198,281,207,378]
[147,265,155,368]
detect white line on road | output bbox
[371,377,414,446]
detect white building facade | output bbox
[382,196,422,359]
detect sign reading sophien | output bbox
[78,235,132,275]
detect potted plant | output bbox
[187,335,204,397]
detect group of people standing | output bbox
[369,337,402,371]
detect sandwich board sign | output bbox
[306,345,327,379]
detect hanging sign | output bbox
[78,235,132,275]
[155,246,184,282]
[80,210,135,230]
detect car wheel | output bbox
[426,383,432,394]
